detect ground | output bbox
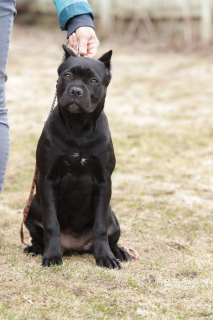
[0,24,213,319]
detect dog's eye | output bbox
[90,79,98,85]
[64,74,71,79]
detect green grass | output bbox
[0,25,213,319]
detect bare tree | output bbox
[201,0,213,43]
[182,0,192,44]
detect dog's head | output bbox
[56,46,112,114]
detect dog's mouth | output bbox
[67,103,83,114]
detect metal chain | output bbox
[45,39,82,122]
[76,41,80,57]
[45,39,69,122]
[21,39,72,246]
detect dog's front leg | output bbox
[93,180,121,269]
[39,177,62,267]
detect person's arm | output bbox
[53,0,94,31]
[53,0,99,58]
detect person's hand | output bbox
[69,27,99,59]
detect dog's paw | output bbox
[111,245,131,262]
[95,252,121,269]
[24,245,44,256]
[41,255,63,267]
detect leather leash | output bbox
[20,40,69,246]
[20,164,38,246]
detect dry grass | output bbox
[0,24,213,319]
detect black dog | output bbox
[24,46,130,268]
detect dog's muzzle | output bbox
[69,87,83,98]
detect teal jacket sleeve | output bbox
[53,0,94,31]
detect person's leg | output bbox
[0,0,16,195]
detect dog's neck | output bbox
[58,96,106,137]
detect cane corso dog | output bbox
[24,46,130,268]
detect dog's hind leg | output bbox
[23,195,44,256]
[108,207,130,262]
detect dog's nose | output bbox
[70,87,83,97]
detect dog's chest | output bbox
[64,152,88,167]
[61,152,94,177]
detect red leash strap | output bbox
[20,164,38,246]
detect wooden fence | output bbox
[16,0,213,43]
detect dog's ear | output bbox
[62,45,77,60]
[98,50,112,73]
[58,45,77,75]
